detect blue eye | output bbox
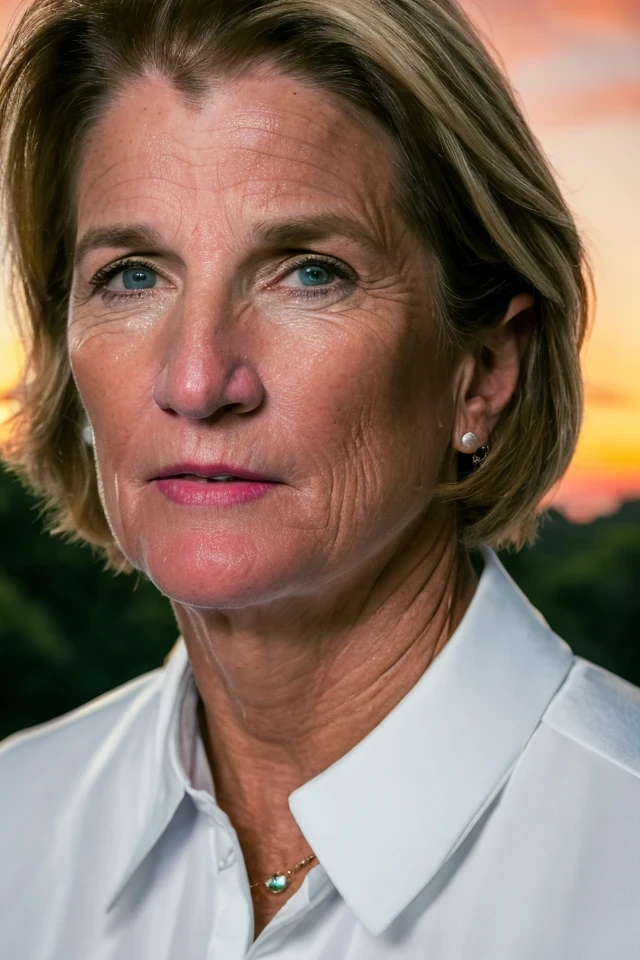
[121,266,156,289]
[297,264,332,286]
[280,257,353,300]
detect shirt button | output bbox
[218,849,236,869]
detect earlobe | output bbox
[451,291,535,455]
[451,351,489,454]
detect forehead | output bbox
[74,67,402,244]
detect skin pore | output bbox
[67,65,533,939]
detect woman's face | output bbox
[68,67,460,608]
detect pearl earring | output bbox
[82,422,94,446]
[461,430,490,467]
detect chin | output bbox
[130,527,311,609]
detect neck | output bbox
[172,507,478,824]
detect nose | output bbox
[152,298,265,421]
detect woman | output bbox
[0,0,638,956]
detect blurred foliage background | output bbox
[1,460,639,742]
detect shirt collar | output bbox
[106,635,194,913]
[106,546,574,932]
[288,546,574,933]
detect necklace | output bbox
[249,854,318,894]
[195,699,318,896]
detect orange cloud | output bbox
[543,463,640,521]
[529,79,640,124]
[585,383,637,409]
[462,0,640,69]
[548,0,640,31]
[472,0,640,34]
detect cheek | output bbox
[276,308,452,502]
[68,320,153,461]
[302,311,450,444]
[378,328,454,495]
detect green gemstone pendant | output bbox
[265,873,288,894]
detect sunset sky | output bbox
[0,0,638,521]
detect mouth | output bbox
[151,463,277,483]
[151,468,278,506]
[166,474,263,483]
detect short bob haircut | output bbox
[0,0,592,575]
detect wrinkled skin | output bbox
[70,69,459,607]
[68,66,533,935]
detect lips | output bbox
[171,475,240,482]
[151,462,276,483]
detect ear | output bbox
[452,292,535,454]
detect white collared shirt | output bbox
[2,546,640,959]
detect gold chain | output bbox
[249,853,318,894]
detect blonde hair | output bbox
[0,0,592,574]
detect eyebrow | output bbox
[73,224,165,267]
[250,213,380,253]
[73,213,381,268]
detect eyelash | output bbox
[88,254,354,303]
